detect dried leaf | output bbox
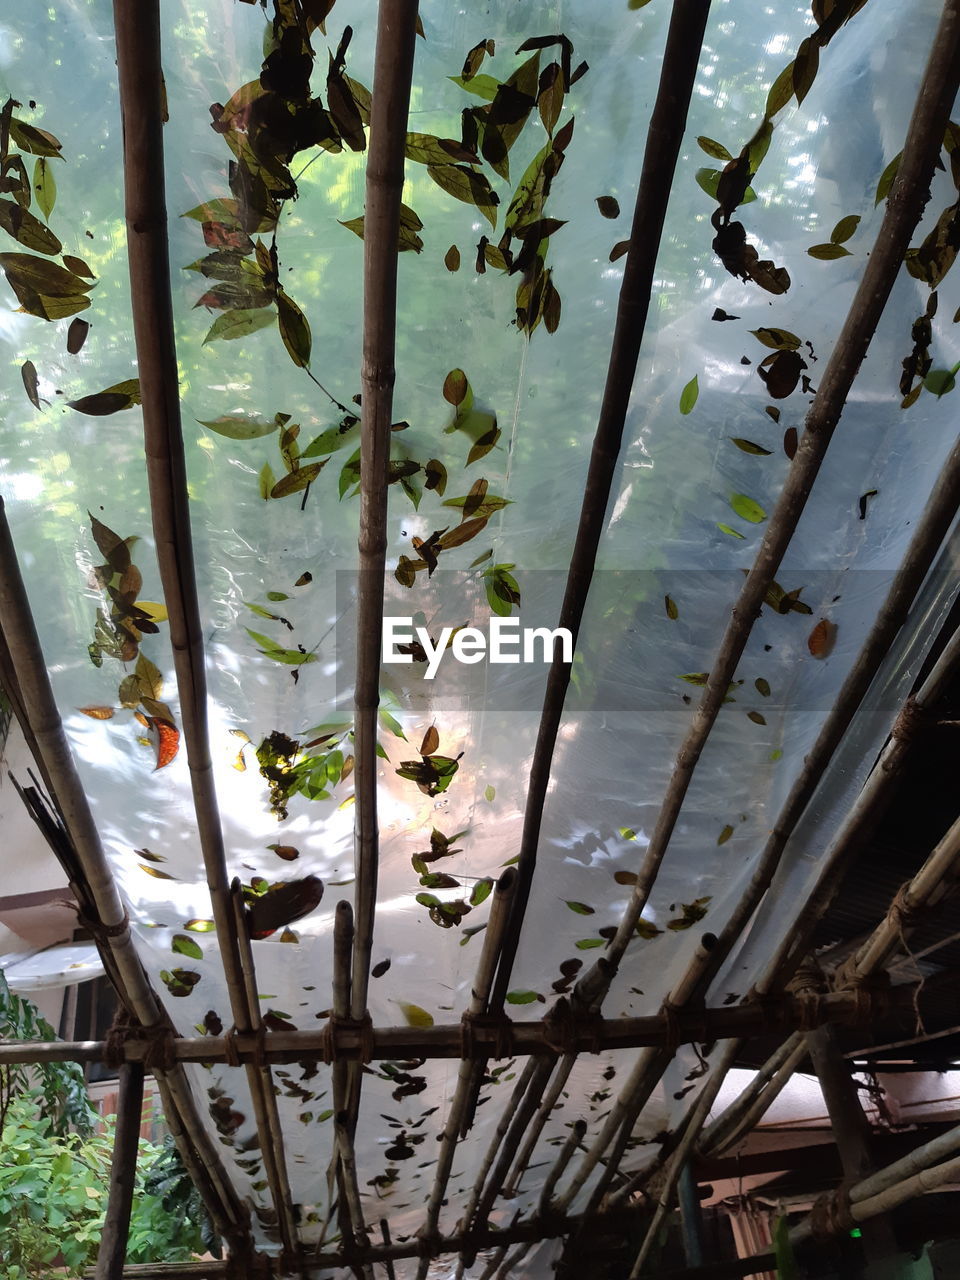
[20,360,40,409]
[595,195,620,219]
[78,705,115,720]
[444,244,460,272]
[808,618,837,658]
[66,317,89,354]
[717,824,734,845]
[664,595,678,620]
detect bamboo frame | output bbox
[95,1062,146,1280]
[488,0,713,1016]
[591,0,960,994]
[351,0,420,1025]
[697,1034,806,1158]
[416,869,518,1270]
[111,6,302,1264]
[0,499,248,1251]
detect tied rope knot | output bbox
[103,1005,178,1072]
[831,962,890,1026]
[74,906,130,940]
[320,1011,375,1065]
[542,998,604,1056]
[460,1011,514,1060]
[785,956,827,1032]
[810,1180,857,1240]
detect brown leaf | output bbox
[78,705,115,720]
[420,725,440,756]
[66,317,89,355]
[595,195,620,219]
[808,618,837,659]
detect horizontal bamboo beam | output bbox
[84,1198,656,1276]
[0,984,926,1068]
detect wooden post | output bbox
[95,1062,146,1280]
[806,1025,898,1263]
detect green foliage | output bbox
[0,972,94,1140]
[0,1094,214,1278]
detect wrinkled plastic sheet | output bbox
[1,0,958,1273]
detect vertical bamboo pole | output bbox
[351,0,421,1022]
[487,0,713,1015]
[94,1062,145,1280]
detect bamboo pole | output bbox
[94,1062,146,1280]
[0,982,919,1068]
[628,1041,741,1276]
[453,1057,539,1267]
[80,1198,653,1276]
[112,7,304,1260]
[792,1149,960,1247]
[588,0,960,995]
[504,1054,576,1197]
[805,1024,896,1265]
[540,1119,587,1216]
[0,500,247,1250]
[851,1118,960,1204]
[698,1034,806,1158]
[416,869,518,1270]
[328,902,373,1274]
[228,884,300,1262]
[351,0,420,1024]
[488,0,713,1015]
[555,934,718,1212]
[761,617,960,993]
[850,810,960,977]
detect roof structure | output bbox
[1,0,960,1276]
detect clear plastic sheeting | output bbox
[0,0,958,1273]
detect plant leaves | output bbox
[664,595,678,620]
[184,919,216,932]
[730,437,772,455]
[595,195,620,219]
[276,289,311,366]
[730,493,767,524]
[0,198,61,254]
[614,870,638,885]
[697,136,733,161]
[20,360,40,409]
[68,378,141,416]
[831,214,860,244]
[203,307,276,344]
[444,244,460,272]
[66,317,89,354]
[172,934,203,960]
[427,164,499,227]
[808,618,837,658]
[396,1001,434,1029]
[506,990,541,1004]
[78,705,115,720]
[717,824,734,845]
[565,901,594,915]
[199,414,280,440]
[751,327,801,351]
[807,241,852,260]
[420,725,440,756]
[470,878,493,906]
[679,375,699,415]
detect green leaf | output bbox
[184,919,216,932]
[729,493,767,523]
[664,595,678,620]
[484,784,496,802]
[830,214,860,244]
[619,828,637,840]
[427,164,499,227]
[679,375,699,415]
[271,463,324,499]
[506,990,540,1004]
[717,824,734,846]
[171,934,203,960]
[695,168,756,204]
[773,1216,799,1280]
[730,437,772,455]
[0,197,61,254]
[875,152,902,205]
[755,677,771,697]
[277,289,311,366]
[9,117,63,158]
[68,379,141,416]
[807,242,851,260]
[750,327,801,351]
[258,461,276,500]
[32,156,56,220]
[924,367,957,397]
[764,61,795,118]
[203,307,276,344]
[696,136,733,161]
[199,414,279,440]
[575,938,604,950]
[447,73,501,101]
[717,523,745,539]
[565,900,595,915]
[470,878,493,906]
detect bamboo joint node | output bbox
[460,1011,514,1060]
[321,1011,375,1064]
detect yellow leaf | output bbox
[396,1001,434,1029]
[137,601,168,623]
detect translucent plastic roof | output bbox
[1,0,958,1274]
